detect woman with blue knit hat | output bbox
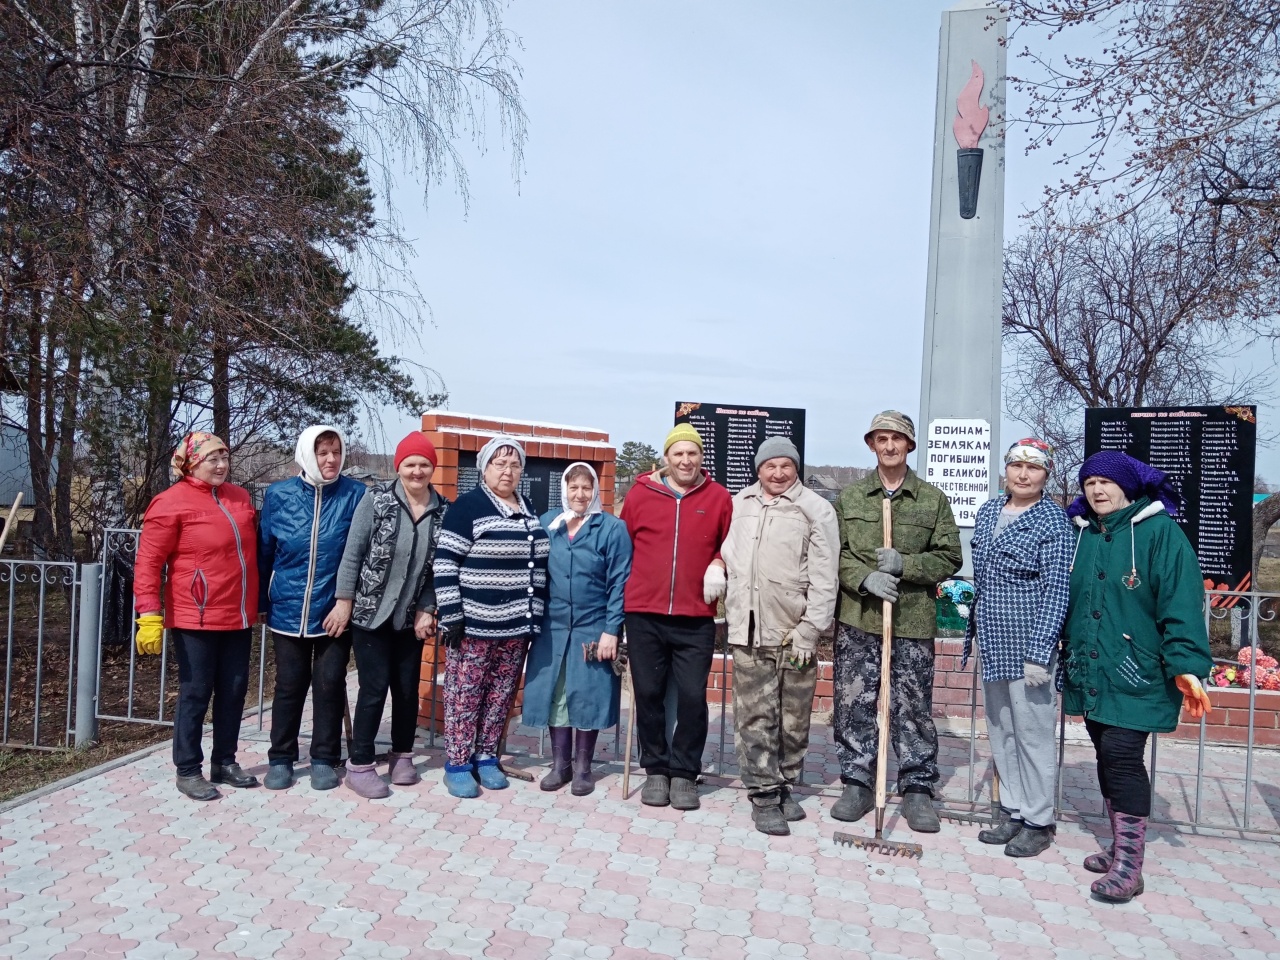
[966,438,1073,857]
[434,435,550,798]
[1062,450,1213,904]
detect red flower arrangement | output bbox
[1210,648,1280,689]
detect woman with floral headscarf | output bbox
[1062,450,1213,904]
[524,462,632,796]
[134,432,260,801]
[433,436,550,798]
[965,438,1073,858]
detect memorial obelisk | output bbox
[917,0,1007,573]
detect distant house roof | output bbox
[806,474,842,502]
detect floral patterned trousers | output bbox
[444,636,529,767]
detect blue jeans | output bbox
[172,628,252,777]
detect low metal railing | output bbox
[0,559,83,750]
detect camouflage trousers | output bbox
[833,623,939,793]
[731,643,818,805]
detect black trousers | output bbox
[268,630,352,766]
[626,612,715,781]
[172,628,252,778]
[1085,718,1152,817]
[350,623,423,765]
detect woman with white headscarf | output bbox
[524,463,632,796]
[257,426,367,792]
[433,436,551,798]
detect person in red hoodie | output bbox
[134,432,260,801]
[621,423,732,812]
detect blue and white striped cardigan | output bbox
[433,483,550,640]
[962,494,1074,682]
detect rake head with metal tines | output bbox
[938,804,999,826]
[833,831,924,859]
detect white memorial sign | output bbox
[924,418,991,528]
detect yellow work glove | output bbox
[1175,674,1213,721]
[135,614,164,656]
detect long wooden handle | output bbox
[875,496,893,813]
[0,492,23,555]
[622,668,637,798]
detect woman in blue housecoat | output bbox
[525,462,632,796]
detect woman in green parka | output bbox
[1062,451,1213,905]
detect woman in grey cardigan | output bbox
[329,433,447,799]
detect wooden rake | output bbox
[834,496,924,860]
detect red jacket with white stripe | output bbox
[621,469,733,618]
[134,477,259,631]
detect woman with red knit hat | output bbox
[331,431,448,798]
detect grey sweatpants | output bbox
[983,660,1058,827]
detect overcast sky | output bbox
[367,1,1279,482]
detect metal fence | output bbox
[0,559,85,750]
[4,541,1277,839]
[84,528,271,741]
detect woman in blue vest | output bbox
[525,463,632,795]
[258,426,367,791]
[331,432,447,799]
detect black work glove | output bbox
[441,620,466,649]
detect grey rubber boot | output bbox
[831,783,873,823]
[641,774,670,806]
[176,775,219,801]
[669,777,700,811]
[264,762,293,790]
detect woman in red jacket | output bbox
[134,432,260,801]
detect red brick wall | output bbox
[419,412,617,510]
[697,637,1280,747]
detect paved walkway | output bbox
[2,705,1279,959]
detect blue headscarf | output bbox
[1067,450,1181,518]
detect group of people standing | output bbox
[134,409,1214,906]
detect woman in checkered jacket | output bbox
[964,438,1073,859]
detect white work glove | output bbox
[861,571,900,602]
[1023,661,1051,687]
[786,630,816,668]
[876,547,903,577]
[703,563,727,604]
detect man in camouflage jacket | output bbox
[831,411,962,833]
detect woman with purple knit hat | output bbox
[1061,450,1213,904]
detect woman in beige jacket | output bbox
[722,436,840,836]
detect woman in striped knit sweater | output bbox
[434,436,551,798]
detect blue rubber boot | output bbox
[444,763,480,798]
[474,755,509,790]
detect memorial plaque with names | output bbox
[457,453,576,516]
[1083,406,1257,591]
[673,402,806,494]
